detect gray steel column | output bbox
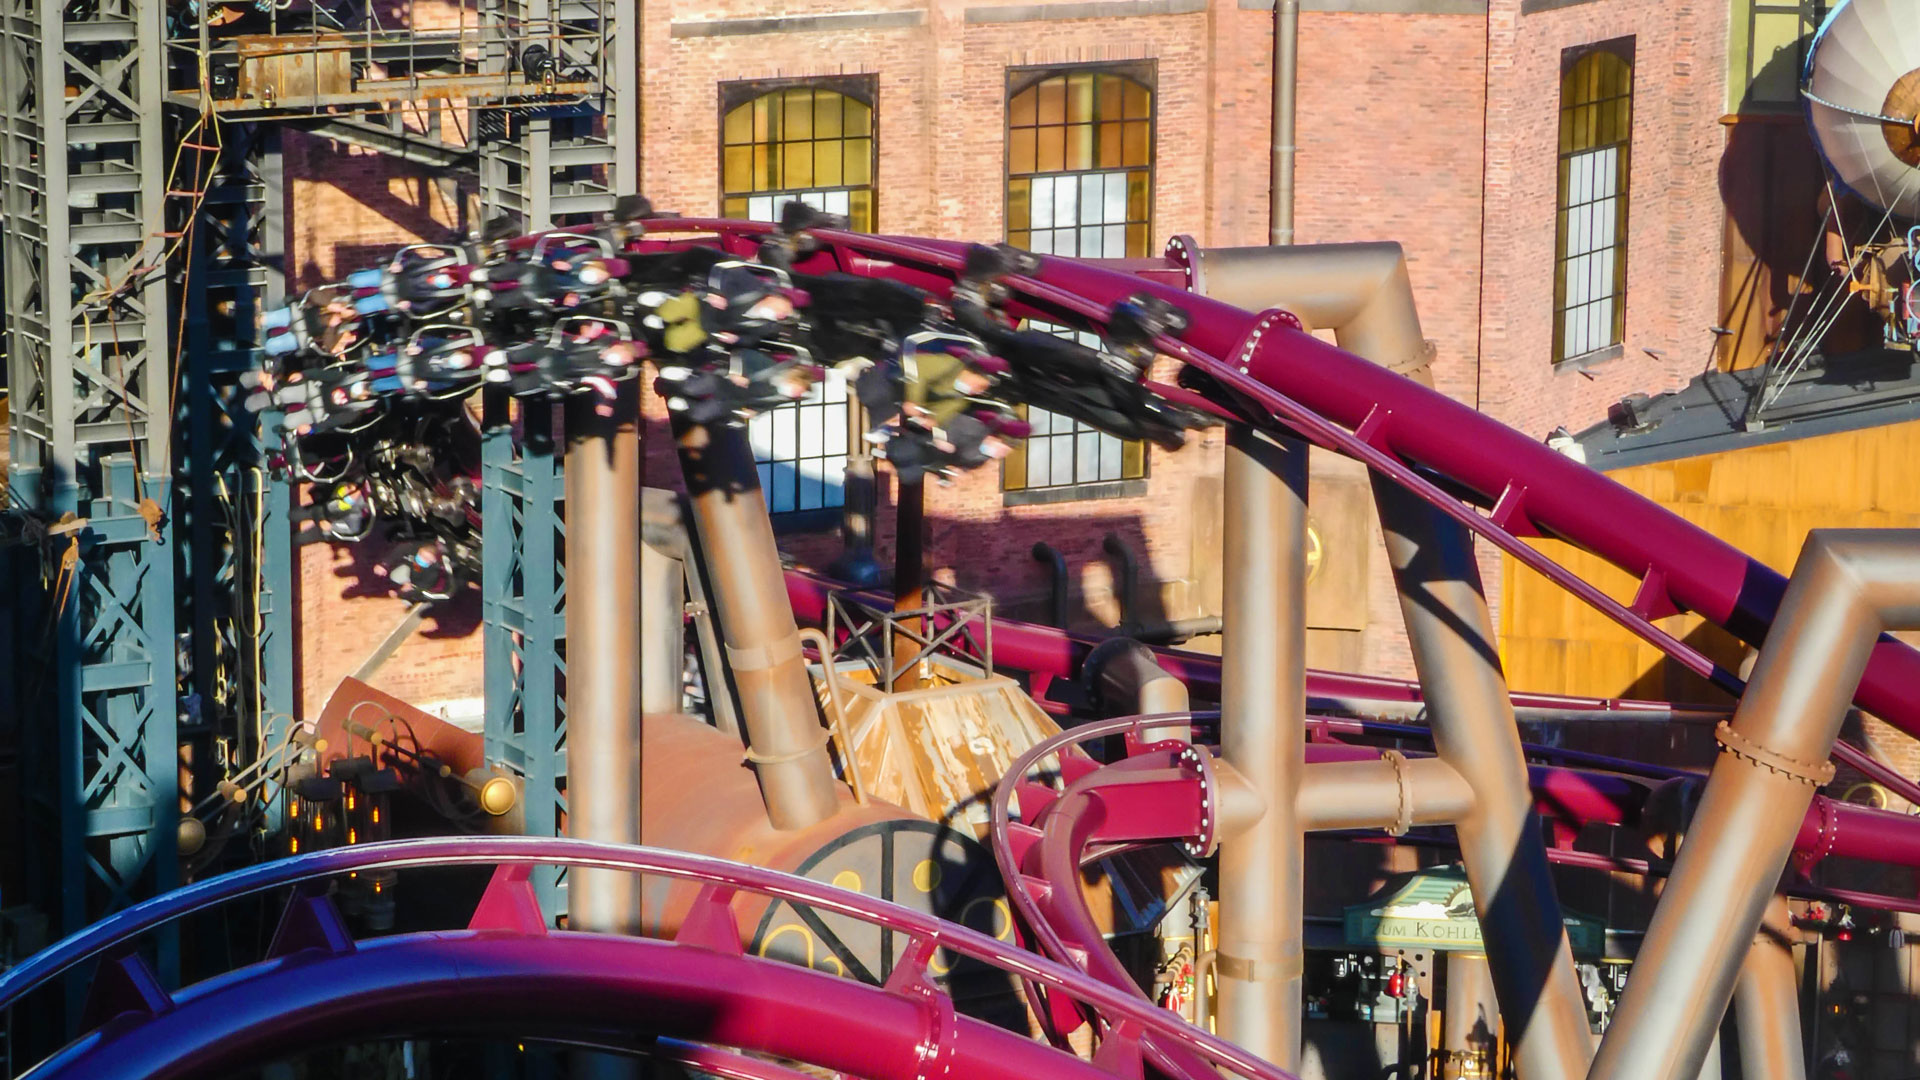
[1215,425,1308,1070]
[675,420,839,830]
[563,391,642,935]
[1592,531,1920,1080]
[1375,482,1591,1080]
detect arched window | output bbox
[722,83,875,230]
[1554,40,1634,364]
[721,79,874,519]
[1003,67,1153,500]
[1006,68,1153,257]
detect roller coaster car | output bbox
[260,283,383,371]
[756,198,850,270]
[473,233,633,325]
[376,535,466,604]
[1105,292,1191,362]
[244,367,384,438]
[290,479,375,544]
[788,272,935,364]
[951,243,1043,332]
[348,244,481,320]
[379,328,490,401]
[481,317,647,405]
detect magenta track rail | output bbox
[2,837,1292,1080]
[986,709,1920,1080]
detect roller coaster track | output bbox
[13,220,1920,1077]
[0,837,1291,1080]
[989,711,1920,1078]
[635,220,1920,791]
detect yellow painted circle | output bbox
[832,869,864,894]
[912,859,942,893]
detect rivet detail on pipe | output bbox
[1231,308,1305,374]
[1381,749,1413,837]
[725,634,805,673]
[1714,721,1838,786]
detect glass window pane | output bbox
[1080,173,1105,221]
[753,96,771,141]
[757,462,775,502]
[1127,170,1149,220]
[1076,429,1102,482]
[1068,72,1095,123]
[1122,121,1149,167]
[815,92,844,139]
[1054,179,1078,228]
[1105,224,1126,256]
[825,189,849,217]
[772,406,798,458]
[1067,124,1093,171]
[1037,126,1065,173]
[825,402,847,454]
[845,138,872,186]
[724,103,752,145]
[1126,223,1148,258]
[847,100,871,136]
[753,145,770,190]
[1098,431,1122,480]
[1051,435,1076,486]
[748,195,774,222]
[1098,74,1124,122]
[1008,178,1032,231]
[815,141,843,187]
[1123,81,1150,120]
[1037,77,1066,126]
[1028,436,1052,487]
[1028,176,1052,229]
[1008,229,1030,250]
[1010,128,1037,175]
[1097,121,1123,169]
[1080,224,1103,257]
[1010,87,1037,128]
[850,189,874,232]
[1104,172,1127,223]
[1030,230,1055,255]
[782,142,813,188]
[723,196,750,219]
[723,146,752,193]
[782,89,814,140]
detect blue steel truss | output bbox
[482,397,568,912]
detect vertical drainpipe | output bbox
[1215,425,1309,1072]
[1592,532,1920,1080]
[1270,0,1299,246]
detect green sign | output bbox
[1343,864,1607,958]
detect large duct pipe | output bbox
[674,420,839,831]
[640,488,688,717]
[1082,636,1190,743]
[564,391,643,937]
[1592,531,1920,1080]
[1180,237,1588,1080]
[1214,425,1309,1071]
[1733,895,1804,1080]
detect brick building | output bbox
[289,0,1743,721]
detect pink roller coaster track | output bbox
[12,220,1920,1078]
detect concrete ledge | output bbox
[1237,0,1487,12]
[671,9,927,37]
[1002,478,1151,506]
[966,0,1206,23]
[1519,0,1599,11]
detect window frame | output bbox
[1552,36,1635,369]
[717,74,880,232]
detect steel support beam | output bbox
[1214,425,1308,1071]
[673,419,838,831]
[562,389,642,936]
[481,396,568,912]
[1732,895,1804,1080]
[1592,531,1920,1080]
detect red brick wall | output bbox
[284,0,1733,716]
